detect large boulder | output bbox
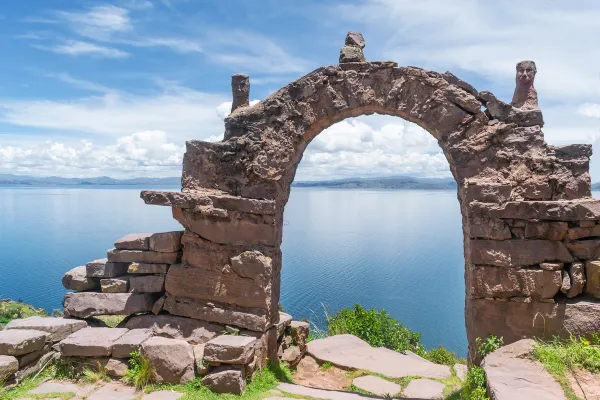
[59,327,129,357]
[63,292,155,318]
[62,266,99,291]
[141,337,195,384]
[0,329,48,356]
[203,335,257,364]
[124,314,221,345]
[5,317,87,342]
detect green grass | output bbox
[123,350,155,389]
[319,362,332,372]
[0,300,49,327]
[533,335,600,400]
[92,314,126,328]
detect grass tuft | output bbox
[123,350,154,389]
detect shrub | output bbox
[0,301,48,327]
[475,335,503,358]
[424,346,458,366]
[463,366,489,400]
[326,304,425,355]
[123,350,154,389]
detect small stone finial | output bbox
[231,74,250,113]
[511,60,539,110]
[339,31,366,64]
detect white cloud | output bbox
[0,82,228,143]
[47,40,129,58]
[579,104,600,119]
[296,117,450,181]
[0,131,184,177]
[57,5,132,41]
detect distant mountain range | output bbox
[293,176,457,190]
[0,174,180,186]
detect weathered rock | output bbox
[567,262,585,298]
[567,240,600,259]
[202,366,246,395]
[470,200,600,222]
[107,249,181,264]
[150,231,183,252]
[162,296,271,332]
[141,337,195,384]
[454,363,468,381]
[130,275,165,293]
[470,217,512,240]
[290,321,310,349]
[281,346,302,366]
[482,339,566,400]
[152,295,167,315]
[105,358,129,378]
[524,221,568,241]
[470,266,561,299]
[0,329,48,356]
[231,74,250,112]
[586,260,600,298]
[60,328,128,357]
[307,334,451,379]
[276,312,292,338]
[15,351,59,383]
[560,271,571,295]
[115,233,151,250]
[86,258,129,278]
[192,344,209,376]
[203,335,257,364]
[5,317,87,342]
[62,266,99,291]
[17,343,51,368]
[100,276,130,293]
[539,263,564,271]
[128,263,169,274]
[352,375,401,397]
[568,224,600,240]
[63,292,156,318]
[112,328,153,358]
[124,314,221,344]
[470,240,573,267]
[0,355,18,381]
[402,379,445,399]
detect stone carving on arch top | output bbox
[142,32,600,360]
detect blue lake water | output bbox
[0,186,470,355]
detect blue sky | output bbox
[1,0,599,180]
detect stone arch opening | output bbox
[141,33,600,361]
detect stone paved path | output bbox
[22,379,184,400]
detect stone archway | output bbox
[142,34,600,360]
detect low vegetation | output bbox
[534,334,600,400]
[123,350,154,389]
[0,299,49,327]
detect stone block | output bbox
[112,328,153,358]
[100,276,131,293]
[289,321,310,349]
[166,250,275,311]
[567,263,585,298]
[204,335,257,364]
[124,314,221,345]
[5,317,87,342]
[469,217,511,240]
[130,275,165,293]
[470,240,573,267]
[62,266,99,291]
[0,355,18,381]
[281,346,302,366]
[141,337,195,384]
[568,225,600,240]
[107,249,181,264]
[162,296,271,332]
[470,266,561,299]
[567,240,600,259]
[14,351,59,383]
[539,263,564,271]
[469,199,600,221]
[202,366,246,395]
[152,295,166,315]
[17,343,50,368]
[105,358,129,378]
[0,329,48,356]
[86,258,129,278]
[276,312,292,339]
[464,183,512,204]
[115,233,151,250]
[60,328,128,357]
[339,46,365,63]
[128,263,169,274]
[561,271,571,295]
[63,292,156,318]
[585,260,600,298]
[149,231,183,252]
[192,344,209,376]
[524,221,568,241]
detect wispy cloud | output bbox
[56,5,132,41]
[44,40,130,58]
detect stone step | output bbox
[59,327,129,357]
[112,328,153,358]
[4,316,87,342]
[123,314,222,345]
[277,383,382,399]
[307,334,451,380]
[0,329,49,356]
[403,379,445,399]
[203,335,257,364]
[352,375,401,397]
